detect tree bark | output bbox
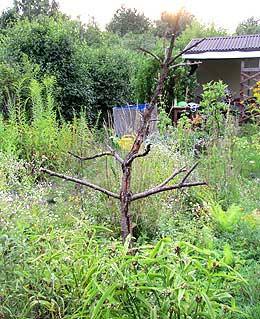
[120,164,132,243]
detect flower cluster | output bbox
[253,80,260,103]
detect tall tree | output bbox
[236,16,260,35]
[106,5,151,36]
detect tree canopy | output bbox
[14,0,59,20]
[154,9,194,38]
[106,5,151,36]
[236,16,260,35]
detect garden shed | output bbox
[183,34,260,100]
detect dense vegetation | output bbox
[0,1,260,318]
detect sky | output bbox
[0,0,259,33]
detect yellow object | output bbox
[118,134,135,150]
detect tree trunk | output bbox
[120,163,132,243]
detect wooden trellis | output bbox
[240,59,260,100]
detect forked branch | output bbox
[106,145,124,164]
[180,162,199,184]
[170,61,202,70]
[168,38,205,66]
[40,168,120,199]
[68,146,123,164]
[137,48,162,64]
[126,144,151,165]
[156,166,186,188]
[132,163,206,201]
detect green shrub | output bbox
[2,16,94,118]
[79,45,133,119]
[1,16,135,121]
[200,81,228,139]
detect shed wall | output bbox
[196,59,241,97]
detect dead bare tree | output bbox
[40,13,206,243]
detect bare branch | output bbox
[137,48,162,64]
[170,61,202,70]
[132,181,206,201]
[40,168,120,199]
[126,144,151,165]
[68,146,124,164]
[168,38,206,66]
[180,162,199,184]
[132,162,205,201]
[156,166,186,188]
[106,145,124,164]
[68,151,113,161]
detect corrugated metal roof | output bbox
[185,34,260,53]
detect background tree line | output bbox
[0,0,259,122]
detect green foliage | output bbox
[106,5,151,36]
[157,105,173,135]
[0,97,260,317]
[0,76,72,167]
[164,65,197,106]
[195,111,260,212]
[175,21,228,51]
[200,81,228,137]
[209,201,241,233]
[2,16,94,118]
[1,11,260,317]
[80,46,133,118]
[0,62,19,116]
[132,52,159,103]
[0,7,18,29]
[232,134,260,179]
[83,22,104,47]
[1,16,136,120]
[236,16,260,35]
[0,192,245,319]
[14,0,60,20]
[223,244,234,266]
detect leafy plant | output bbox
[157,104,173,135]
[200,81,228,138]
[0,201,246,319]
[199,190,242,233]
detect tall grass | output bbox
[0,76,98,171]
[1,78,260,318]
[0,182,245,319]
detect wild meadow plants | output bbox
[0,174,246,318]
[0,80,260,318]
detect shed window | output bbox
[242,58,260,70]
